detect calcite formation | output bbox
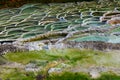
[0,2,120,53]
[100,11,120,26]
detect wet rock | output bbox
[103,11,120,17]
[107,17,120,26]
[0,40,15,44]
[59,17,67,22]
[111,32,120,36]
[100,16,112,22]
[108,37,120,43]
[100,11,120,26]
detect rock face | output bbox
[0,40,119,54]
[0,43,28,55]
[50,41,120,51]
[107,17,120,26]
[100,11,120,26]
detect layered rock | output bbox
[0,43,28,55]
[50,41,120,51]
[107,17,120,26]
[100,11,120,26]
[0,2,119,54]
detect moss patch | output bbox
[0,49,120,79]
